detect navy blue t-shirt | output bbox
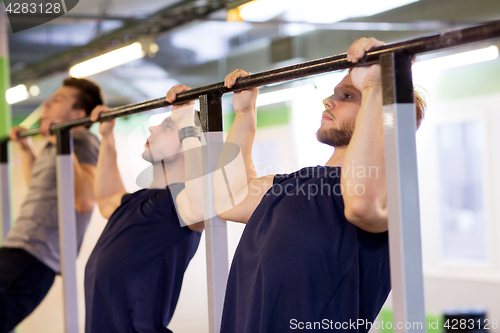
[220,166,391,333]
[85,183,202,333]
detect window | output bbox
[436,120,488,261]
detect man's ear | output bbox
[74,108,87,119]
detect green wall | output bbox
[430,58,500,102]
[0,55,11,138]
[223,104,291,132]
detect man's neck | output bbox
[325,146,347,167]
[149,158,184,189]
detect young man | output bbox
[215,38,425,332]
[0,78,103,332]
[85,84,204,332]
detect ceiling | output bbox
[5,0,500,115]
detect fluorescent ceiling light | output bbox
[286,0,419,24]
[257,84,315,107]
[6,84,29,104]
[238,0,418,24]
[149,43,159,54]
[413,45,499,73]
[239,0,291,22]
[29,85,40,96]
[69,42,145,78]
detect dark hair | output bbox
[63,78,104,127]
[414,88,426,129]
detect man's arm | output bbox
[39,119,100,215]
[73,155,96,215]
[341,37,388,233]
[213,69,274,223]
[10,127,36,185]
[167,85,205,231]
[90,106,127,219]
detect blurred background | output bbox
[3,0,500,332]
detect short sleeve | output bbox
[121,192,134,205]
[72,130,100,166]
[272,173,288,185]
[156,183,187,227]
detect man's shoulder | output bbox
[125,184,185,206]
[72,129,100,146]
[274,166,342,182]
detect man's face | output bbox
[142,116,183,164]
[39,86,84,127]
[316,73,362,147]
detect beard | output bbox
[316,119,354,147]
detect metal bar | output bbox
[0,19,497,140]
[381,52,426,332]
[200,94,229,333]
[56,130,80,333]
[0,140,11,243]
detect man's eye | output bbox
[342,93,352,100]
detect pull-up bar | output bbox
[2,19,500,333]
[1,19,498,140]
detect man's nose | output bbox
[323,96,335,110]
[149,125,159,134]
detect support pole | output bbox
[380,52,426,332]
[0,1,12,243]
[200,94,229,333]
[0,140,10,243]
[56,129,80,333]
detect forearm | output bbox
[341,86,387,230]
[94,134,126,203]
[20,146,36,186]
[220,112,258,185]
[73,156,96,214]
[214,112,258,218]
[177,120,204,224]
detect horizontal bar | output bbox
[4,19,500,140]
